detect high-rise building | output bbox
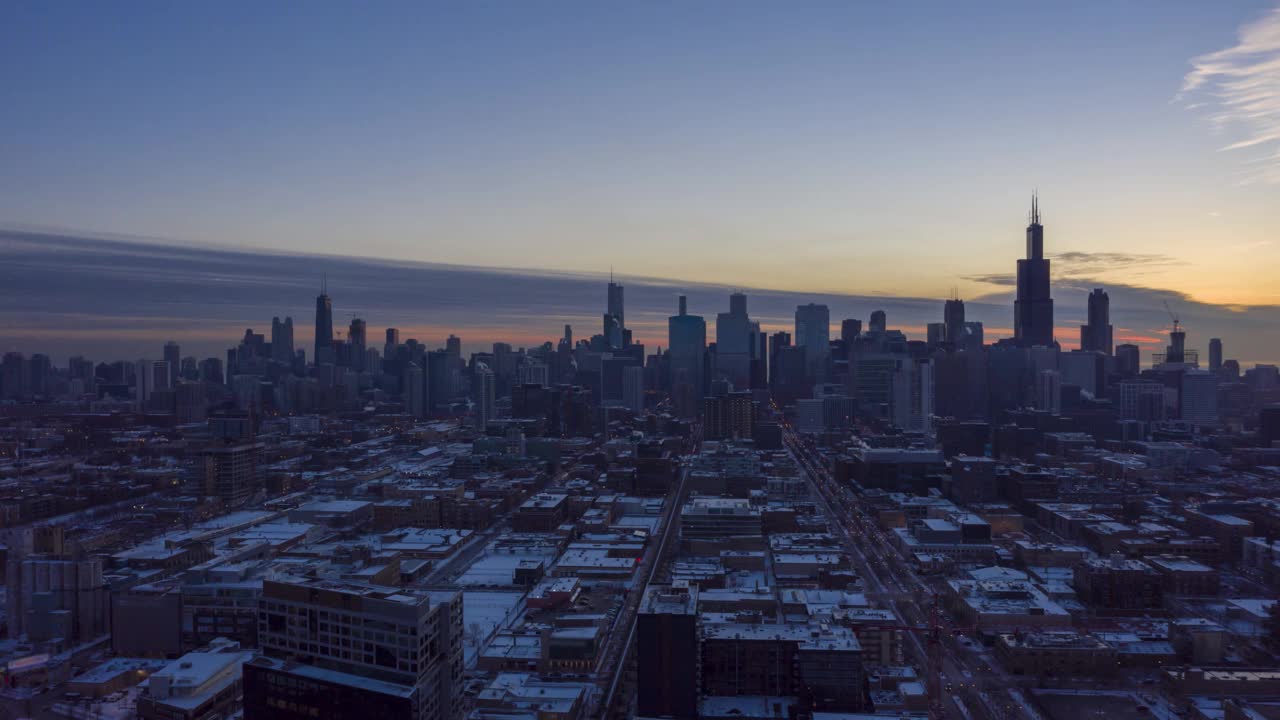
[348,318,367,372]
[605,277,626,348]
[1208,338,1223,374]
[1180,370,1218,428]
[622,364,645,413]
[637,584,699,720]
[163,341,181,388]
[1036,369,1061,415]
[1116,344,1140,377]
[944,298,965,344]
[472,364,495,430]
[405,363,426,418]
[1080,288,1113,354]
[244,578,462,720]
[927,323,946,347]
[1014,195,1055,347]
[840,319,862,345]
[795,303,830,382]
[385,327,401,358]
[1,352,28,399]
[315,287,334,366]
[715,292,758,389]
[869,310,887,334]
[668,295,707,418]
[271,316,294,364]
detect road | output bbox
[779,419,1042,720]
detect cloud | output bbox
[3,229,1278,367]
[1179,6,1280,183]
[963,251,1183,288]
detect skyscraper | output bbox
[869,310,887,334]
[1080,288,1113,354]
[840,319,862,345]
[943,298,965,345]
[1209,338,1223,374]
[349,318,367,372]
[1014,195,1055,347]
[795,303,830,381]
[163,341,180,388]
[271,316,294,364]
[314,286,334,366]
[637,585,699,720]
[472,363,495,430]
[606,276,626,348]
[668,295,707,418]
[715,292,758,389]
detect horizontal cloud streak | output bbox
[2,230,1278,368]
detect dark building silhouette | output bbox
[314,286,334,366]
[637,585,699,720]
[943,298,965,344]
[869,310,887,334]
[1209,337,1223,374]
[840,318,862,345]
[1080,288,1113,354]
[1015,195,1054,347]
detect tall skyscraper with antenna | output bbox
[314,278,334,366]
[1014,194,1055,347]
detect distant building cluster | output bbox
[0,199,1279,719]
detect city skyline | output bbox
[4,2,1280,309]
[2,223,1279,367]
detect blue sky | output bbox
[2,2,1279,358]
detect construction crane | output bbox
[1162,299,1181,334]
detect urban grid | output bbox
[1,198,1279,720]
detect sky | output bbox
[2,2,1279,361]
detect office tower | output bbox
[869,310,887,333]
[1208,338,1223,374]
[1118,381,1165,423]
[668,295,707,418]
[385,327,401,358]
[517,361,549,388]
[426,350,451,412]
[637,584,699,720]
[890,358,934,432]
[795,303,830,382]
[841,319,862,345]
[962,321,985,350]
[605,276,626,348]
[1115,343,1140,377]
[927,323,946,346]
[1015,195,1055,347]
[446,335,461,356]
[200,441,265,507]
[198,357,223,385]
[244,579,462,720]
[622,364,645,413]
[405,363,426,418]
[562,324,573,348]
[1079,288,1113,354]
[271,316,294,364]
[348,318,367,372]
[163,341,181,388]
[1,352,27,399]
[715,292,758,389]
[472,364,495,430]
[944,298,965,344]
[1180,370,1218,427]
[315,286,334,366]
[768,331,791,388]
[1036,369,1061,415]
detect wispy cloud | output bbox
[1179,5,1280,183]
